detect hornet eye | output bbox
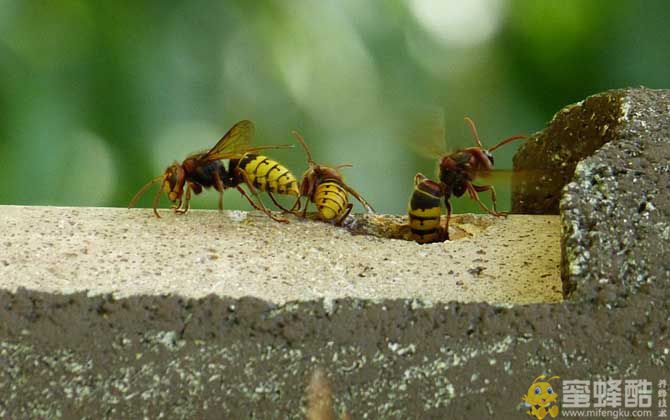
[547,387,553,394]
[534,387,541,395]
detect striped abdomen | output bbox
[313,180,349,221]
[238,154,299,195]
[408,174,443,244]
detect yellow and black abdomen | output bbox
[238,153,299,196]
[408,175,443,244]
[313,179,349,221]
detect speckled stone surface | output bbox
[561,88,670,298]
[0,291,667,419]
[512,91,623,214]
[0,206,561,304]
[0,88,669,419]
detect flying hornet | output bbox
[408,117,526,243]
[128,120,299,222]
[438,117,526,236]
[290,130,374,225]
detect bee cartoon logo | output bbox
[521,375,560,419]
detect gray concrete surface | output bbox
[0,206,562,304]
[561,88,670,298]
[0,290,666,419]
[512,91,622,214]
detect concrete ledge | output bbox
[0,206,561,304]
[1,88,669,419]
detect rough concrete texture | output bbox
[0,206,562,304]
[0,291,667,419]
[512,90,623,214]
[1,88,669,419]
[561,88,670,298]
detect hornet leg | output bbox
[472,183,506,216]
[467,183,505,217]
[290,196,302,214]
[301,198,310,218]
[442,199,452,241]
[175,185,192,215]
[213,172,226,211]
[236,186,261,211]
[335,203,353,226]
[267,191,293,213]
[236,169,289,223]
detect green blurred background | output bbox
[0,0,668,214]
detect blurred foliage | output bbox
[0,0,668,214]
